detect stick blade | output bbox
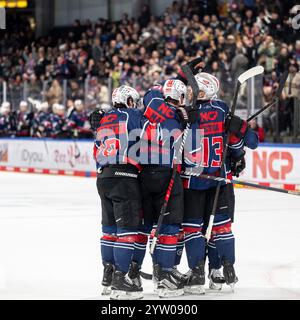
[237,66,264,84]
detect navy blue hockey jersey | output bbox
[93,108,144,170]
[141,84,184,168]
[181,99,258,190]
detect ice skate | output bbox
[156,265,184,298]
[184,261,205,295]
[110,270,143,300]
[208,268,225,290]
[223,261,238,291]
[128,261,142,289]
[171,266,189,284]
[101,262,114,295]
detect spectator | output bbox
[249,119,265,142]
[0,1,299,140]
[46,79,63,105]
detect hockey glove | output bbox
[187,57,205,75]
[186,106,199,124]
[177,57,204,84]
[225,114,248,138]
[89,109,105,131]
[230,151,246,177]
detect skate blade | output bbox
[110,290,143,300]
[184,285,205,295]
[101,286,111,295]
[209,282,222,291]
[158,288,184,298]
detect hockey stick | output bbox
[140,271,153,280]
[204,66,264,241]
[149,64,200,255]
[149,123,191,254]
[183,172,300,196]
[247,70,288,122]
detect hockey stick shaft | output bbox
[204,82,240,240]
[247,99,277,122]
[205,66,264,240]
[247,70,288,122]
[184,172,300,196]
[150,123,190,254]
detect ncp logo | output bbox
[0,7,5,29]
[290,5,300,30]
[253,151,293,180]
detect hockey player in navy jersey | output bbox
[181,72,259,294]
[31,101,52,138]
[16,101,33,137]
[67,99,93,139]
[133,78,190,298]
[50,103,70,139]
[94,85,144,300]
[0,102,15,137]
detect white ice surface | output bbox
[0,172,299,300]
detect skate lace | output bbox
[124,274,134,286]
[171,268,184,278]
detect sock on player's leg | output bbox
[211,213,235,265]
[174,229,184,267]
[101,226,117,264]
[113,228,137,273]
[183,219,206,269]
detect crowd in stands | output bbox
[1,0,300,140]
[0,99,94,139]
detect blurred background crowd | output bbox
[0,0,300,141]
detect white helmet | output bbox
[40,101,49,112]
[20,101,28,108]
[195,72,219,100]
[100,103,112,112]
[0,102,11,114]
[53,103,65,111]
[163,79,187,102]
[112,85,140,108]
[74,99,83,107]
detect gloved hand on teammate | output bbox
[89,109,105,131]
[186,106,199,124]
[225,114,248,138]
[176,106,199,126]
[230,151,246,177]
[187,57,205,75]
[177,57,205,84]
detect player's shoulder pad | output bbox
[209,99,229,113]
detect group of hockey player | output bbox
[91,57,259,300]
[0,99,93,139]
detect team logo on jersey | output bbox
[100,114,118,124]
[200,111,218,121]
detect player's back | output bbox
[94,108,142,170]
[141,85,183,168]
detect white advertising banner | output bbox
[0,138,95,172]
[0,139,300,186]
[240,144,300,186]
